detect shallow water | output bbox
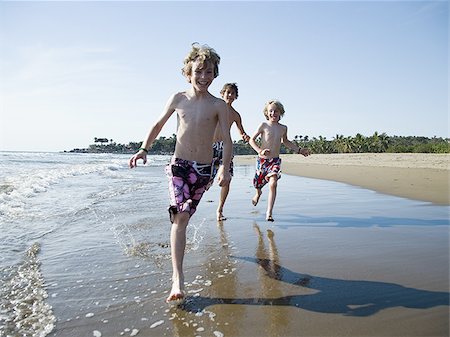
[1,152,448,337]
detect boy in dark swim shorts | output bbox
[129,43,232,304]
[249,100,310,222]
[211,83,250,221]
[212,141,234,178]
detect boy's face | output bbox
[190,60,215,92]
[267,103,281,122]
[221,88,237,105]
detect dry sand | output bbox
[234,153,450,205]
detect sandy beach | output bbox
[234,153,450,205]
[45,162,448,337]
[4,153,447,337]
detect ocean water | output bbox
[1,152,448,337]
[0,152,176,336]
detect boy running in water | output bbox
[212,83,249,221]
[129,43,232,303]
[249,100,310,221]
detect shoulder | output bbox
[212,95,226,107]
[170,91,187,103]
[211,95,228,112]
[229,107,241,119]
[166,91,187,107]
[259,122,269,130]
[278,123,288,135]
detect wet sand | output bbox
[234,153,450,205]
[46,159,449,337]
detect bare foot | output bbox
[217,211,227,221]
[166,292,185,305]
[166,279,185,305]
[252,189,262,206]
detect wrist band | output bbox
[138,147,148,153]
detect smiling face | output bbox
[221,87,237,105]
[263,100,285,122]
[265,103,281,122]
[189,60,215,92]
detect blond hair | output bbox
[263,100,285,120]
[182,43,220,80]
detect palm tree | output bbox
[333,134,345,153]
[352,133,367,153]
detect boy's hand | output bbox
[242,133,250,142]
[298,148,311,157]
[129,151,147,168]
[259,149,270,157]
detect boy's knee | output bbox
[269,176,278,186]
[173,212,190,226]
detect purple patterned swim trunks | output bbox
[165,157,213,223]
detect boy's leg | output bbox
[215,165,227,220]
[217,183,230,221]
[252,188,262,206]
[167,211,190,303]
[266,176,278,221]
[216,159,233,221]
[165,157,213,303]
[252,158,265,206]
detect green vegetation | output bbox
[291,132,450,154]
[67,132,450,154]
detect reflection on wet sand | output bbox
[181,222,449,317]
[253,223,289,336]
[170,220,243,337]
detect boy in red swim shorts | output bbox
[249,100,310,222]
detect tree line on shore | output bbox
[68,132,450,154]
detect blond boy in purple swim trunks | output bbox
[129,43,232,304]
[249,100,310,222]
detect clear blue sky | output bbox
[0,0,448,152]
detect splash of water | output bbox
[186,218,207,251]
[109,217,207,268]
[0,243,56,337]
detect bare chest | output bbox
[178,109,217,130]
[262,124,284,143]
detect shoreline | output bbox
[234,153,450,205]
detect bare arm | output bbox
[234,112,250,142]
[217,102,232,186]
[249,123,268,157]
[281,126,310,157]
[129,94,177,168]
